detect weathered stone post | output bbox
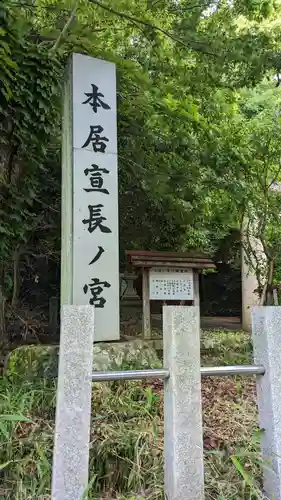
[163,306,204,500]
[51,305,95,500]
[252,306,281,500]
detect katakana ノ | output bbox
[82,84,111,113]
[89,246,105,265]
[84,164,109,194]
[82,125,109,153]
[82,204,111,233]
[83,278,111,308]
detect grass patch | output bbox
[0,330,262,499]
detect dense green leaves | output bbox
[0,2,18,100]
[0,4,62,333]
[1,0,281,329]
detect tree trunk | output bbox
[11,246,21,308]
[265,259,274,306]
[0,261,7,346]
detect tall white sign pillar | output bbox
[61,53,119,341]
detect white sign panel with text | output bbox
[149,267,194,301]
[72,53,119,341]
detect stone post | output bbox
[163,306,204,500]
[241,220,266,332]
[241,243,260,332]
[51,305,95,500]
[252,306,281,500]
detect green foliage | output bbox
[0,5,62,325]
[0,329,264,498]
[1,0,281,333]
[0,41,62,259]
[201,329,253,366]
[0,2,17,101]
[5,341,162,382]
[235,84,281,300]
[26,0,281,256]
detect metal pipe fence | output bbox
[200,364,265,376]
[52,305,281,500]
[91,368,170,382]
[91,364,265,382]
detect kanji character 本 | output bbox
[83,278,111,308]
[82,84,111,113]
[82,204,111,233]
[89,246,105,265]
[84,164,109,194]
[82,125,109,153]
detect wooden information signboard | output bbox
[126,250,215,339]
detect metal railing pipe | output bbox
[201,365,265,377]
[91,365,265,382]
[92,368,170,382]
